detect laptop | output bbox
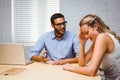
[0,43,33,65]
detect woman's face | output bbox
[80,24,99,42]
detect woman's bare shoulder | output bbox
[96,33,111,43]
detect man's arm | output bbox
[28,35,45,61]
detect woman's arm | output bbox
[63,34,108,76]
[78,42,94,66]
[78,30,94,66]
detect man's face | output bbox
[52,17,67,36]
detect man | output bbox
[28,13,80,65]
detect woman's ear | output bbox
[93,23,99,30]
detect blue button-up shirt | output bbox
[28,31,80,61]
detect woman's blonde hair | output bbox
[79,14,120,43]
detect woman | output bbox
[63,14,120,80]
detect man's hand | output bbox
[39,51,51,62]
[51,58,78,65]
[31,51,51,62]
[52,59,68,65]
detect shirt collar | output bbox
[51,31,66,40]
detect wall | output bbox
[0,0,12,43]
[60,0,120,36]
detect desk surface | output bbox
[0,62,101,80]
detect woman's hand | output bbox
[63,63,74,71]
[79,30,88,44]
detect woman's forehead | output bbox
[81,24,89,32]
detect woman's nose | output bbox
[85,35,88,38]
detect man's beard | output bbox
[54,28,66,37]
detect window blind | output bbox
[12,0,59,44]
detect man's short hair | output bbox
[50,13,65,24]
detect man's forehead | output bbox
[54,18,65,23]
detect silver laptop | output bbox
[0,43,33,65]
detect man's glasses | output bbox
[54,21,67,27]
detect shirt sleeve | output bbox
[73,34,80,57]
[28,35,45,60]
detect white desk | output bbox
[0,62,101,80]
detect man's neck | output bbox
[55,32,63,39]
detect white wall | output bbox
[0,0,12,43]
[60,0,120,36]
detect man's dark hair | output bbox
[50,13,65,24]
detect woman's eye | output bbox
[85,32,88,35]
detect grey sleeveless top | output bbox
[100,33,120,80]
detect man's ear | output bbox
[51,24,54,28]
